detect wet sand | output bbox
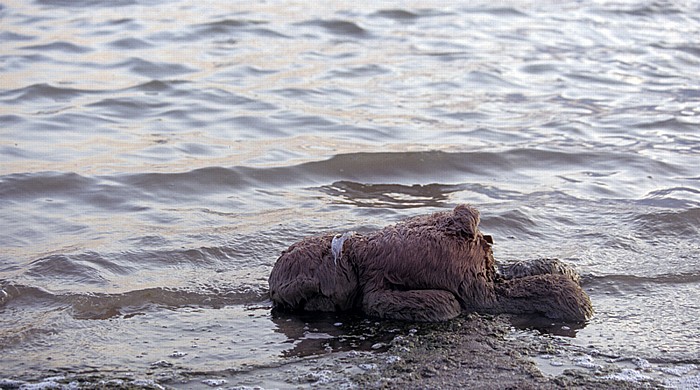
[3,313,669,389]
[172,314,666,389]
[173,313,666,389]
[341,314,664,389]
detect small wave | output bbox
[678,88,700,99]
[0,144,29,159]
[0,284,55,307]
[461,6,528,17]
[323,64,390,79]
[124,79,187,93]
[465,70,524,88]
[480,209,541,239]
[20,41,92,53]
[0,171,94,198]
[1,149,689,212]
[0,171,140,211]
[630,207,700,239]
[587,272,700,292]
[295,19,369,38]
[0,113,25,126]
[319,181,464,209]
[198,18,267,30]
[35,0,137,7]
[286,149,643,187]
[564,71,636,87]
[0,83,95,104]
[107,37,153,50]
[370,9,421,21]
[0,31,34,42]
[184,19,289,41]
[86,96,169,118]
[26,253,115,286]
[636,116,700,132]
[639,187,700,209]
[115,166,252,199]
[194,18,267,34]
[0,283,267,320]
[112,57,197,79]
[519,63,560,75]
[19,243,269,286]
[104,17,135,26]
[217,65,278,79]
[268,87,355,103]
[68,286,267,320]
[596,2,686,17]
[646,187,700,198]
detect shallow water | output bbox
[1,0,699,387]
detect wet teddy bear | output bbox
[269,204,593,322]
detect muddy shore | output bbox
[340,313,664,389]
[4,313,672,389]
[255,313,666,390]
[214,312,676,390]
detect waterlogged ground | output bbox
[1,0,700,388]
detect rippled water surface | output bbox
[2,0,700,386]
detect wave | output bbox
[294,19,369,38]
[370,9,421,21]
[323,64,390,79]
[197,18,267,30]
[124,79,187,93]
[595,2,688,17]
[4,238,283,289]
[111,57,197,79]
[191,19,289,40]
[0,83,97,104]
[107,37,154,50]
[0,283,267,320]
[1,148,690,205]
[0,31,34,42]
[35,0,137,7]
[20,41,92,54]
[589,271,700,287]
[481,209,543,239]
[0,171,141,211]
[319,181,466,209]
[629,207,700,239]
[460,6,528,17]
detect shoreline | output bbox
[197,313,674,389]
[3,313,673,389]
[333,313,665,389]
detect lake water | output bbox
[1,0,699,388]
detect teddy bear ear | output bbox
[446,204,480,238]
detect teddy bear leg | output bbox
[495,274,593,321]
[362,289,461,322]
[499,258,581,284]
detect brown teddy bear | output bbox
[269,204,593,322]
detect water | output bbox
[1,0,699,386]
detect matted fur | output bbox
[269,205,593,322]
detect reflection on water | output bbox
[2,0,700,386]
[320,181,463,208]
[271,311,397,358]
